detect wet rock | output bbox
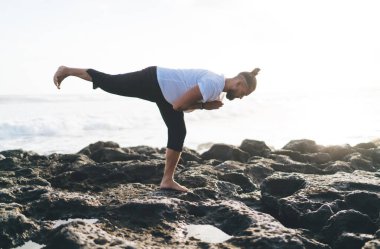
[0,203,39,248]
[344,191,380,220]
[321,209,377,242]
[26,191,103,219]
[2,139,380,248]
[239,139,272,157]
[271,149,308,163]
[345,153,376,171]
[355,142,378,150]
[180,147,202,163]
[201,143,250,162]
[333,232,374,249]
[321,144,354,161]
[324,160,354,173]
[282,139,320,154]
[372,149,380,163]
[45,221,136,249]
[218,172,257,193]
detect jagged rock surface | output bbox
[1,138,379,248]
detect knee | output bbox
[167,126,186,152]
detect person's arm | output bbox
[185,101,223,111]
[172,85,223,111]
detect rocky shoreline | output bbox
[1,139,380,249]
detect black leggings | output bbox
[86,66,186,152]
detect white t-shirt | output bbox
[156,67,225,104]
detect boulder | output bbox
[239,139,272,157]
[282,139,320,154]
[201,144,250,162]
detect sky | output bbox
[0,0,379,95]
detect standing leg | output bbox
[53,66,92,89]
[157,101,189,192]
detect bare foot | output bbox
[160,180,189,192]
[53,66,69,89]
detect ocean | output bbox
[1,87,379,155]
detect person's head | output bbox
[226,68,260,100]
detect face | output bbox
[226,77,251,100]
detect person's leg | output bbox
[53,66,92,89]
[157,101,188,192]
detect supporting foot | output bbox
[160,179,189,192]
[53,66,69,89]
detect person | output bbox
[53,65,260,192]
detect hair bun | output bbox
[251,68,260,76]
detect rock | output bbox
[78,141,120,156]
[321,209,378,242]
[239,139,272,157]
[180,147,202,163]
[282,139,320,154]
[372,149,380,163]
[27,191,103,220]
[355,142,377,149]
[333,232,374,249]
[0,203,39,248]
[45,221,136,249]
[2,139,380,248]
[218,173,257,193]
[305,152,332,164]
[324,161,354,173]
[321,144,354,161]
[91,147,146,163]
[344,191,380,219]
[271,149,308,163]
[201,143,250,162]
[345,153,376,172]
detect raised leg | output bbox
[160,148,189,192]
[53,66,92,89]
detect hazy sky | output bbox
[1,0,379,94]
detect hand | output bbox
[204,100,224,110]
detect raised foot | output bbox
[53,66,69,89]
[160,180,189,192]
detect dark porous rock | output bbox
[324,160,354,173]
[90,147,146,163]
[268,154,325,174]
[344,191,380,220]
[333,232,374,249]
[282,139,320,154]
[201,143,250,162]
[45,221,136,249]
[345,153,376,172]
[3,139,380,248]
[355,142,378,150]
[239,139,272,157]
[26,191,103,220]
[372,149,380,163]
[321,144,354,161]
[0,203,39,248]
[218,172,257,193]
[305,152,332,164]
[180,147,202,163]
[78,141,120,156]
[321,209,378,243]
[260,170,380,234]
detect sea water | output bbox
[1,87,379,155]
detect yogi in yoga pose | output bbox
[53,65,260,192]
